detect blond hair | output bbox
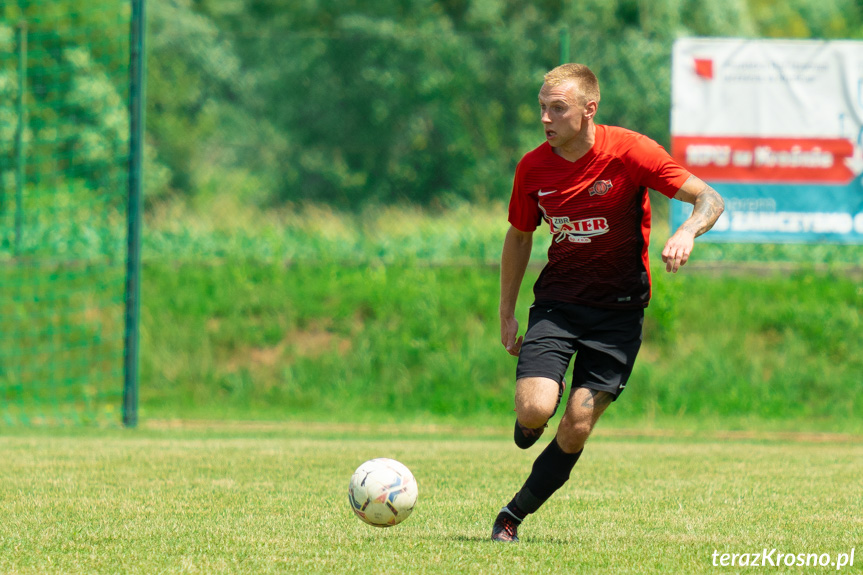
[543,63,601,105]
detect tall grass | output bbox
[141,195,863,266]
[6,189,863,270]
[6,192,860,265]
[140,258,862,431]
[3,195,861,428]
[0,262,124,425]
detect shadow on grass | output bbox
[444,533,573,545]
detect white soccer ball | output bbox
[348,458,418,527]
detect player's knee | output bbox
[514,377,560,428]
[515,400,556,429]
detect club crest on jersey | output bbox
[548,216,610,243]
[588,179,613,196]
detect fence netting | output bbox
[0,2,130,425]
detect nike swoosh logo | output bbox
[538,189,557,196]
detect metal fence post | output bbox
[123,0,146,428]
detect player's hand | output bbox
[661,229,695,273]
[500,315,523,356]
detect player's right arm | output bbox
[500,225,533,357]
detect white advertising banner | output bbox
[671,38,863,243]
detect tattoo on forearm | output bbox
[683,188,725,237]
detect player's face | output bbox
[538,80,593,149]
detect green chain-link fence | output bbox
[0,1,140,426]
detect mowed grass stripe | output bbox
[0,430,860,574]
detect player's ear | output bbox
[584,100,598,120]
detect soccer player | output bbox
[491,63,724,543]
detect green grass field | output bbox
[1,423,860,574]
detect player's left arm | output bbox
[662,174,725,273]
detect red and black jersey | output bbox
[508,125,691,309]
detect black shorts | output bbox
[515,301,644,399]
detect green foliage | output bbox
[8,1,863,208]
[140,197,862,265]
[146,0,245,199]
[158,0,863,207]
[618,270,863,425]
[3,2,863,430]
[0,2,171,210]
[139,257,862,430]
[5,1,863,208]
[0,4,123,195]
[748,0,861,37]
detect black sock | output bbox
[513,438,582,515]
